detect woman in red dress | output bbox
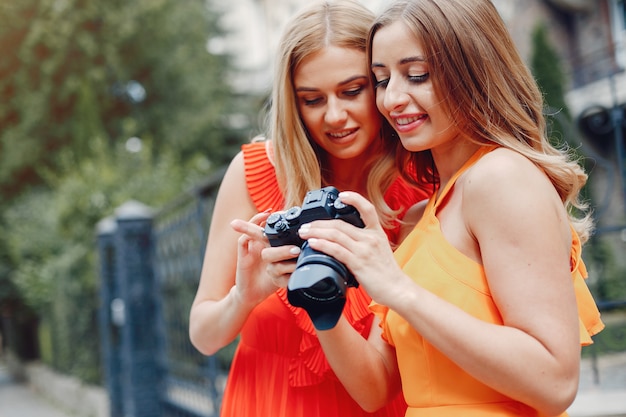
[188,1,430,416]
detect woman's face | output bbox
[371,21,459,153]
[293,45,381,160]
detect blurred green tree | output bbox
[3,135,215,382]
[0,0,254,202]
[0,0,262,379]
[529,22,571,146]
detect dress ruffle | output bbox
[276,286,374,387]
[242,140,284,211]
[570,226,605,345]
[382,177,429,245]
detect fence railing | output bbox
[96,168,230,417]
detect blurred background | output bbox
[0,0,624,416]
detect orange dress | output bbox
[218,140,430,417]
[373,146,604,417]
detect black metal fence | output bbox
[96,168,230,417]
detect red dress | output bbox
[218,141,429,417]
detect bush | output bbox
[2,137,210,383]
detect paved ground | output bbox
[0,362,74,417]
[568,351,626,417]
[1,353,625,417]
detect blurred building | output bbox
[211,0,386,95]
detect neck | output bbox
[431,139,481,188]
[323,157,370,197]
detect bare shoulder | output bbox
[460,147,556,204]
[465,147,543,185]
[460,146,567,239]
[209,151,258,233]
[217,151,254,207]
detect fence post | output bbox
[97,200,161,417]
[115,200,160,417]
[96,216,124,417]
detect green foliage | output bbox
[530,22,571,148]
[0,0,264,381]
[0,0,254,202]
[582,310,626,357]
[530,23,570,118]
[2,136,210,382]
[585,236,626,303]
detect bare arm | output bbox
[300,150,581,415]
[316,315,402,411]
[312,200,425,410]
[189,151,269,355]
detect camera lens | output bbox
[308,278,338,297]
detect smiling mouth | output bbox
[328,128,357,139]
[396,115,426,126]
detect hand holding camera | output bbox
[264,186,364,330]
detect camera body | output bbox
[264,186,364,330]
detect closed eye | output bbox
[343,86,364,97]
[409,73,429,83]
[301,97,323,106]
[374,79,389,89]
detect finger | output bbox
[261,246,301,263]
[337,191,381,229]
[267,260,296,277]
[266,259,296,287]
[237,233,254,256]
[231,218,267,241]
[249,210,271,225]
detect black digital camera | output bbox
[264,186,364,330]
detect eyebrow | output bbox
[295,75,369,92]
[371,55,426,69]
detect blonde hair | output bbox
[369,0,593,241]
[267,0,399,226]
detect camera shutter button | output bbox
[266,212,283,228]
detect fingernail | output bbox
[289,247,301,255]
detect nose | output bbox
[381,78,409,113]
[324,96,348,126]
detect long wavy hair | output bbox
[368,0,593,241]
[267,0,400,226]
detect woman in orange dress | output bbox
[292,0,604,416]
[188,1,429,416]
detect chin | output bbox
[399,139,428,153]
